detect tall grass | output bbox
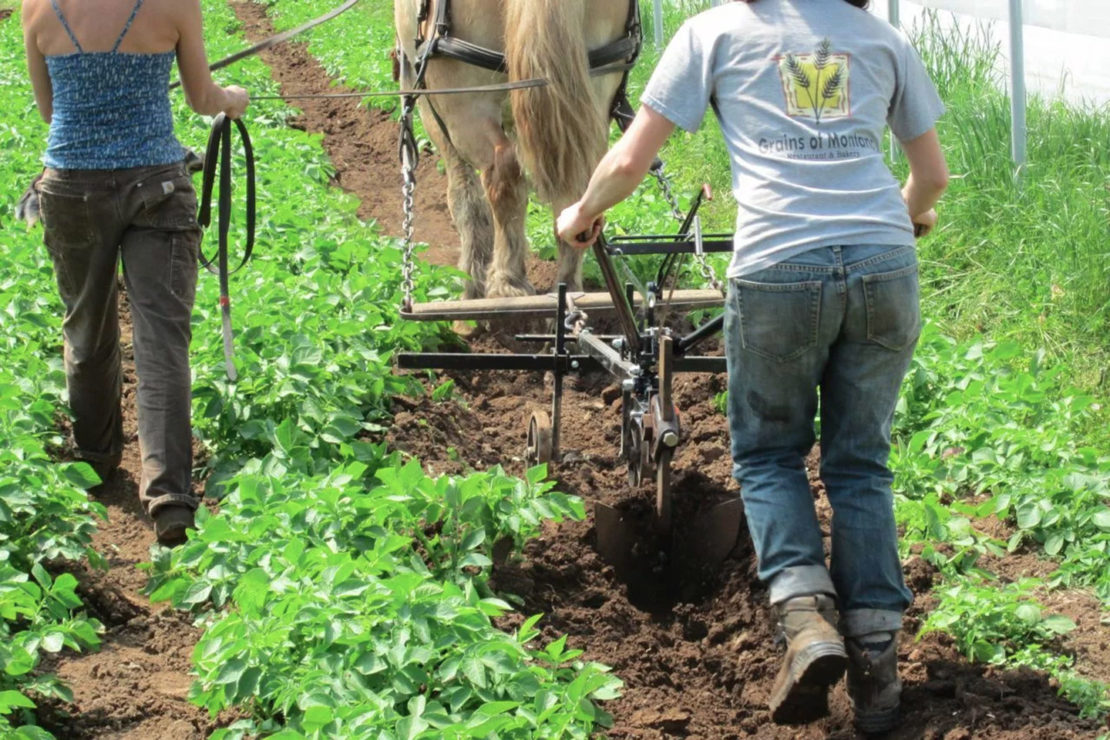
[903,13,1110,395]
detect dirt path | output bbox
[234,3,1108,739]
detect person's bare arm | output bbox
[22,1,53,122]
[899,128,948,236]
[557,105,677,248]
[174,0,247,117]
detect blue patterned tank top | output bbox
[43,0,184,170]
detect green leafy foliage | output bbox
[0,13,110,737]
[892,324,1110,601]
[145,460,608,737]
[921,577,1108,717]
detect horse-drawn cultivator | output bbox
[397,187,744,570]
[388,0,744,567]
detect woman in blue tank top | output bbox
[22,0,249,546]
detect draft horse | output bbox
[394,0,640,300]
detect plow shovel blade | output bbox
[593,502,641,574]
[593,496,744,573]
[685,496,744,565]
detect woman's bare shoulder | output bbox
[20,0,48,25]
[151,0,199,24]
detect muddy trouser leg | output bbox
[120,169,201,517]
[724,258,834,603]
[820,247,919,634]
[39,173,125,475]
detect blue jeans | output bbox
[724,244,917,637]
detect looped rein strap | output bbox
[198,113,255,382]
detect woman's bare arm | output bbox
[557,105,676,248]
[22,1,54,122]
[174,0,247,117]
[900,127,948,234]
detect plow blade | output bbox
[593,502,642,574]
[593,495,744,574]
[685,497,745,565]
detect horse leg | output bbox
[431,127,493,300]
[482,134,533,299]
[552,198,586,292]
[450,162,493,299]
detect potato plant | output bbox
[0,15,106,736]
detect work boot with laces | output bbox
[846,631,901,734]
[768,593,848,724]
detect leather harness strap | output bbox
[413,0,643,87]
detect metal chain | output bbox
[691,215,725,296]
[564,295,588,335]
[650,161,726,297]
[400,97,419,312]
[650,161,685,222]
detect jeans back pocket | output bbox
[735,278,822,362]
[133,174,199,231]
[862,264,920,351]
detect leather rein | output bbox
[198,114,256,382]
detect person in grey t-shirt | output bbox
[557,0,948,732]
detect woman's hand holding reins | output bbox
[221,85,249,119]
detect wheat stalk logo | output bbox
[818,64,844,122]
[785,54,811,92]
[815,39,831,71]
[778,38,849,123]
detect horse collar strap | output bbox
[417,0,642,75]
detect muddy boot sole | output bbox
[769,642,848,725]
[856,704,899,735]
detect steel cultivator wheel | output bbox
[525,410,554,466]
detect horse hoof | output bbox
[485,278,535,300]
[453,320,483,339]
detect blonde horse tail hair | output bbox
[505,0,607,205]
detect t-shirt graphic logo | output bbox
[777,39,850,124]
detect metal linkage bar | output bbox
[394,350,724,374]
[674,356,726,373]
[395,352,596,373]
[576,331,640,380]
[593,234,642,355]
[551,283,569,458]
[606,236,733,257]
[676,314,725,355]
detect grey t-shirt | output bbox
[641,0,945,277]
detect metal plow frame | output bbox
[396,213,744,573]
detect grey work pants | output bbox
[38,161,201,516]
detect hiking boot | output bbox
[153,505,195,547]
[768,594,848,725]
[846,631,901,734]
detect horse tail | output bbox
[505,0,607,205]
